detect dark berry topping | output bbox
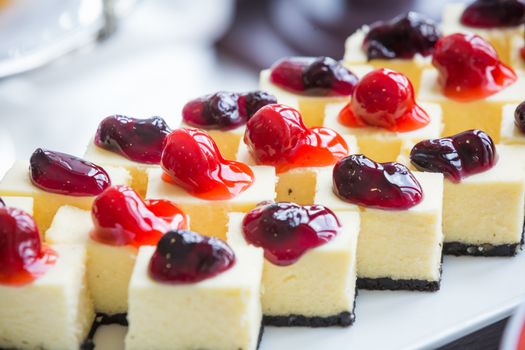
[242,202,340,266]
[333,154,423,210]
[363,12,441,60]
[182,91,276,130]
[338,68,430,131]
[0,207,57,285]
[270,57,358,96]
[30,148,111,196]
[94,115,171,164]
[149,230,235,284]
[514,101,525,133]
[91,186,187,247]
[432,33,516,101]
[244,104,349,172]
[410,130,497,182]
[161,128,254,200]
[460,0,525,28]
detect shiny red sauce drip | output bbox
[245,104,349,173]
[91,186,187,247]
[161,128,254,200]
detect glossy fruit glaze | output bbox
[410,129,496,182]
[269,56,358,96]
[95,115,171,164]
[245,104,348,172]
[338,68,430,131]
[432,33,516,101]
[242,202,340,266]
[30,148,111,196]
[460,0,525,28]
[149,229,235,284]
[91,186,187,247]
[514,101,525,133]
[182,91,277,130]
[333,154,423,210]
[363,12,441,60]
[0,207,57,286]
[161,128,254,200]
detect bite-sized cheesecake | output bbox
[259,56,373,126]
[343,12,441,92]
[418,33,523,141]
[147,128,276,239]
[237,103,356,204]
[407,130,525,256]
[0,149,131,233]
[84,115,171,197]
[324,68,443,162]
[1,196,33,214]
[500,102,525,145]
[0,206,94,350]
[227,203,359,327]
[46,186,188,315]
[181,90,277,160]
[126,230,264,350]
[441,1,525,64]
[315,155,444,291]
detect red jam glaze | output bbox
[244,104,349,173]
[91,186,187,247]
[460,0,525,28]
[333,154,423,210]
[269,57,358,96]
[518,320,525,350]
[161,128,254,200]
[0,207,57,286]
[432,33,517,102]
[338,68,430,132]
[95,115,171,164]
[242,202,340,266]
[409,129,497,183]
[149,230,235,284]
[30,148,111,196]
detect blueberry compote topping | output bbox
[182,91,277,130]
[333,154,423,210]
[161,128,254,200]
[91,186,187,247]
[0,207,57,286]
[242,202,340,266]
[245,104,348,172]
[95,115,171,164]
[30,148,111,196]
[363,12,441,60]
[269,57,358,96]
[149,230,235,284]
[514,101,525,133]
[460,0,525,28]
[410,130,497,182]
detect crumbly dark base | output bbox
[263,311,355,327]
[357,277,440,292]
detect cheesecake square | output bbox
[236,136,358,205]
[1,196,33,215]
[259,65,373,127]
[343,27,431,92]
[0,244,94,350]
[323,102,443,162]
[0,161,131,233]
[442,3,523,64]
[500,104,525,145]
[125,244,264,350]
[418,68,525,142]
[227,210,359,327]
[84,142,155,197]
[146,166,276,240]
[314,169,444,291]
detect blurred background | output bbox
[0,0,465,174]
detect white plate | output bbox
[93,251,525,350]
